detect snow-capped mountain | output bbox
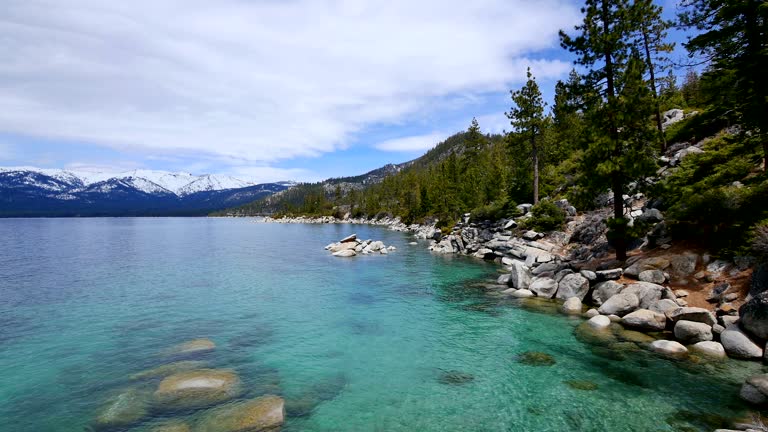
[0,167,294,217]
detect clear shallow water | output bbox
[0,218,762,432]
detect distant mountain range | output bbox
[0,167,294,217]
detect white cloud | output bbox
[374,133,448,152]
[0,0,579,164]
[474,113,511,135]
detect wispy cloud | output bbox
[374,133,448,152]
[0,0,579,169]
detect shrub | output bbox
[435,217,456,234]
[470,197,518,222]
[664,109,729,145]
[654,133,768,255]
[526,200,565,232]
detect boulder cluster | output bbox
[491,251,759,361]
[90,338,285,432]
[324,233,396,257]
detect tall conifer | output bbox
[679,0,768,171]
[507,68,546,204]
[560,0,659,260]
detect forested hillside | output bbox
[225,0,768,258]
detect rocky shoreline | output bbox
[261,204,768,425]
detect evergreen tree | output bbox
[463,117,484,161]
[658,69,684,110]
[506,67,546,204]
[632,0,674,151]
[460,118,487,209]
[552,70,585,161]
[680,70,701,107]
[560,0,660,260]
[679,0,768,171]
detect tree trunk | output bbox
[642,29,666,152]
[601,0,627,261]
[612,172,627,261]
[532,138,539,204]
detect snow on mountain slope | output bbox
[0,167,260,196]
[177,174,252,195]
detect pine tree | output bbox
[560,0,660,260]
[506,67,546,204]
[463,117,484,161]
[680,70,701,107]
[632,0,674,151]
[679,0,768,171]
[552,70,585,161]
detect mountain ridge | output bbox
[0,167,294,217]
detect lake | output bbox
[0,218,760,431]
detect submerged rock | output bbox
[587,315,611,329]
[740,375,768,405]
[154,369,241,410]
[561,297,583,314]
[167,339,216,358]
[575,321,616,346]
[564,380,598,391]
[92,388,151,430]
[614,328,656,345]
[195,395,285,432]
[148,421,192,432]
[511,289,535,298]
[284,374,347,418]
[516,351,556,366]
[130,361,208,381]
[437,370,475,385]
[332,249,356,257]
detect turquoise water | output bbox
[0,218,761,431]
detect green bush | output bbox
[664,109,729,145]
[470,197,519,222]
[655,133,768,255]
[525,200,566,232]
[435,217,456,233]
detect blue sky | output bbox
[0,0,693,183]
